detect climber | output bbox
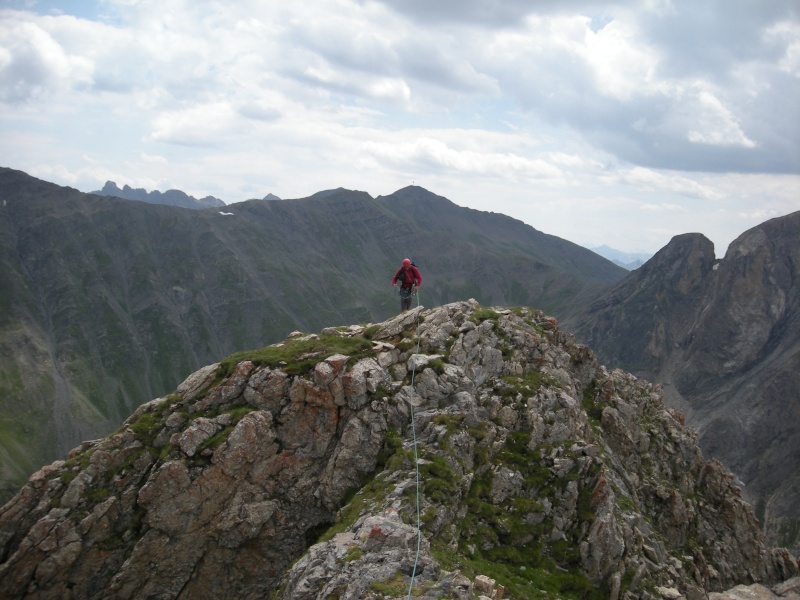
[391,258,422,312]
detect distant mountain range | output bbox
[94,181,283,206]
[0,166,625,503]
[93,181,225,209]
[590,245,652,270]
[93,183,641,267]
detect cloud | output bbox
[768,21,800,77]
[140,152,167,164]
[687,91,756,148]
[365,0,538,27]
[4,1,795,176]
[480,6,798,174]
[296,62,413,105]
[0,0,797,255]
[0,13,93,102]
[362,136,562,180]
[236,101,282,122]
[638,0,797,78]
[148,102,251,147]
[582,17,660,101]
[614,166,724,200]
[640,203,687,212]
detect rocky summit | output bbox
[0,300,797,600]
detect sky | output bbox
[1,0,798,254]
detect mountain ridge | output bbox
[564,211,800,554]
[0,166,626,503]
[0,300,796,599]
[92,180,225,209]
[590,245,652,270]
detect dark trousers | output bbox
[399,286,414,311]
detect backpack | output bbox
[396,261,418,284]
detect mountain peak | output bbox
[100,180,122,193]
[384,184,448,202]
[1,300,794,598]
[639,232,716,294]
[93,181,225,209]
[724,209,800,262]
[566,212,800,555]
[308,187,372,199]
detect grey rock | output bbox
[566,213,800,553]
[0,301,796,600]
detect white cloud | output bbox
[0,0,797,255]
[641,202,687,212]
[687,91,756,148]
[366,78,411,102]
[236,101,281,122]
[766,20,800,78]
[0,14,94,102]
[361,134,563,181]
[140,152,167,164]
[615,166,724,200]
[148,102,243,147]
[583,16,660,101]
[545,152,604,170]
[32,162,80,183]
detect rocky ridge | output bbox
[0,300,797,599]
[564,211,800,554]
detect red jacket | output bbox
[392,265,422,288]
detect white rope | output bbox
[406,289,423,599]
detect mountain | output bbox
[310,187,352,198]
[590,246,652,270]
[0,166,626,503]
[0,301,796,599]
[92,181,225,209]
[565,212,800,554]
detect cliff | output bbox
[564,211,800,553]
[1,301,796,599]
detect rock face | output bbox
[0,301,796,599]
[564,211,800,554]
[708,577,800,600]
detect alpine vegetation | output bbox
[0,301,796,599]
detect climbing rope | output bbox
[406,289,423,599]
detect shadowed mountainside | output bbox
[563,212,800,553]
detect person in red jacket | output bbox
[392,258,422,312]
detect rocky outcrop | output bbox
[709,577,800,600]
[565,211,800,554]
[0,300,796,599]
